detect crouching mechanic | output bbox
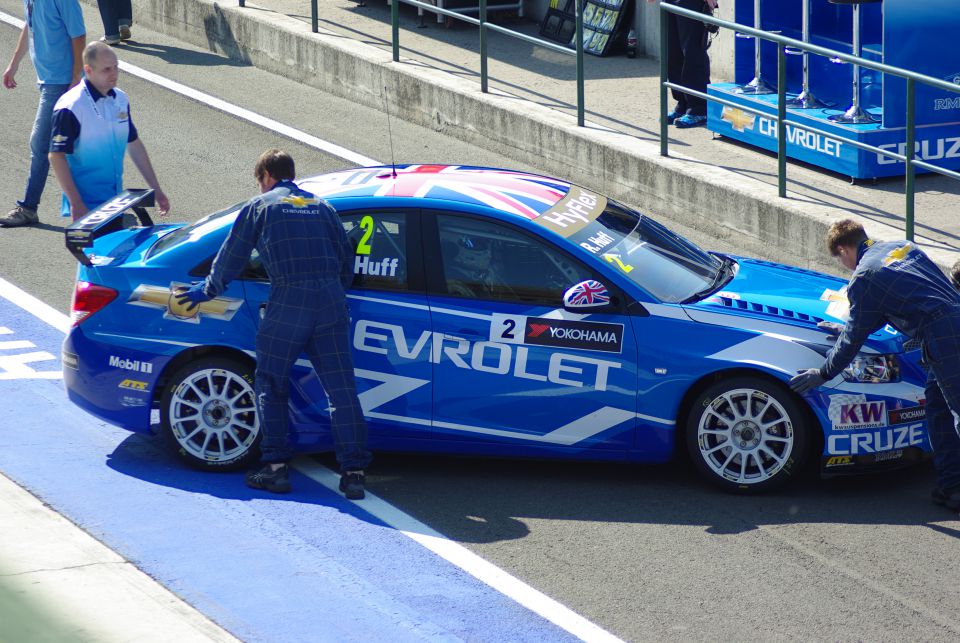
[790,219,960,514]
[176,149,371,499]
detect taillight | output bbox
[71,281,118,326]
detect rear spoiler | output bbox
[65,189,155,266]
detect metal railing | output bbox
[238,0,588,125]
[660,3,960,241]
[389,0,587,126]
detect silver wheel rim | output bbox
[697,387,794,485]
[168,368,259,463]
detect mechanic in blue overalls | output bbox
[176,149,371,499]
[791,219,960,514]
[48,40,168,220]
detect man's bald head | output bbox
[82,41,120,95]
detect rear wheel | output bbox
[686,376,808,493]
[160,358,261,470]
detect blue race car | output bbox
[62,165,930,492]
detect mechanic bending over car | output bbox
[790,220,960,515]
[175,149,371,499]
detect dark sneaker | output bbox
[339,471,365,500]
[119,25,132,41]
[245,463,291,493]
[931,486,960,511]
[675,114,708,129]
[0,205,39,228]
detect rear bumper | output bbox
[63,329,168,433]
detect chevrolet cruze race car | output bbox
[62,165,930,492]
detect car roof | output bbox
[298,164,572,220]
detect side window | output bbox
[436,215,594,304]
[341,211,409,292]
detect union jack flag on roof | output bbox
[301,165,570,219]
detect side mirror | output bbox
[563,280,613,311]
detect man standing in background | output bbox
[95,0,133,45]
[647,0,717,128]
[1,0,85,228]
[49,41,169,220]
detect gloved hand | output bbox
[790,368,825,394]
[817,320,845,342]
[174,281,211,312]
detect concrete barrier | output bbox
[124,0,955,274]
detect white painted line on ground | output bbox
[0,278,70,334]
[294,458,624,643]
[0,11,381,168]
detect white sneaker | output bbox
[99,35,120,46]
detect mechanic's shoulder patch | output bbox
[279,195,319,208]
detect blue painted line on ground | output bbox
[0,294,578,642]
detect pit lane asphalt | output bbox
[1,8,959,641]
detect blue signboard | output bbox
[712,0,960,179]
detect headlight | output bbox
[842,354,900,383]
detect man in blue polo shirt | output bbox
[49,40,169,220]
[1,0,85,228]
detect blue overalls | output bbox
[822,240,960,490]
[204,180,371,471]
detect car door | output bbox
[425,212,638,455]
[240,208,432,447]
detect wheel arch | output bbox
[152,344,256,408]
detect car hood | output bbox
[682,256,905,353]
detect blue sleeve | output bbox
[50,108,80,153]
[204,200,261,298]
[56,0,87,38]
[127,103,138,143]
[820,277,885,380]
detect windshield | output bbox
[146,202,244,259]
[561,199,724,303]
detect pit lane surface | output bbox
[1,7,959,641]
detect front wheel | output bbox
[686,376,808,493]
[160,358,261,470]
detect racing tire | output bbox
[160,358,261,471]
[686,376,808,493]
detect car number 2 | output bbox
[490,314,528,344]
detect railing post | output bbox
[576,0,584,127]
[777,43,786,198]
[659,5,668,157]
[392,0,399,62]
[311,0,318,34]
[480,0,488,93]
[905,78,916,241]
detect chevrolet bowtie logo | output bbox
[128,283,242,324]
[280,195,318,208]
[883,243,914,266]
[721,106,756,133]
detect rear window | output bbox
[146,203,243,259]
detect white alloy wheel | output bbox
[687,377,807,492]
[161,359,260,469]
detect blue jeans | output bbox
[19,83,70,211]
[96,0,132,39]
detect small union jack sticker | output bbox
[564,280,610,308]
